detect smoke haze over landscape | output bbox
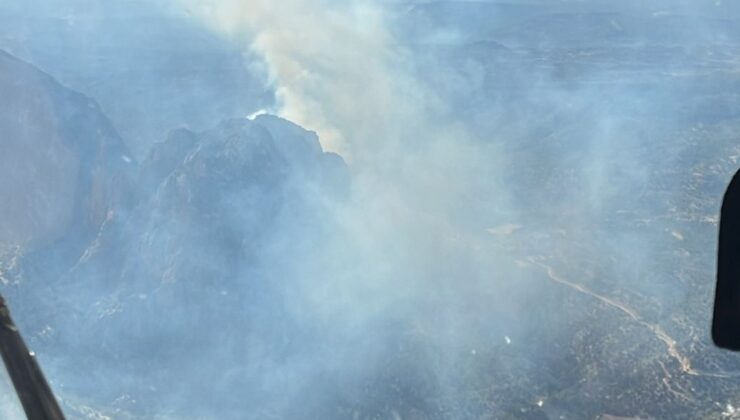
[1,1,740,419]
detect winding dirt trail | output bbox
[529,258,737,380]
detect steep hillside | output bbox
[18,114,348,418]
[0,50,132,252]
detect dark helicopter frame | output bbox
[713,170,740,350]
[0,295,65,420]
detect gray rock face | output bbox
[0,48,348,418]
[0,50,132,250]
[18,113,348,418]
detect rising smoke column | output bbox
[180,0,456,161]
[179,0,506,229]
[174,1,513,416]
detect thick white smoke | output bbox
[180,0,468,164]
[176,0,511,407]
[179,0,509,252]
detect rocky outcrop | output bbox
[17,113,348,417]
[0,50,133,250]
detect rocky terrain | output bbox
[0,50,132,254]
